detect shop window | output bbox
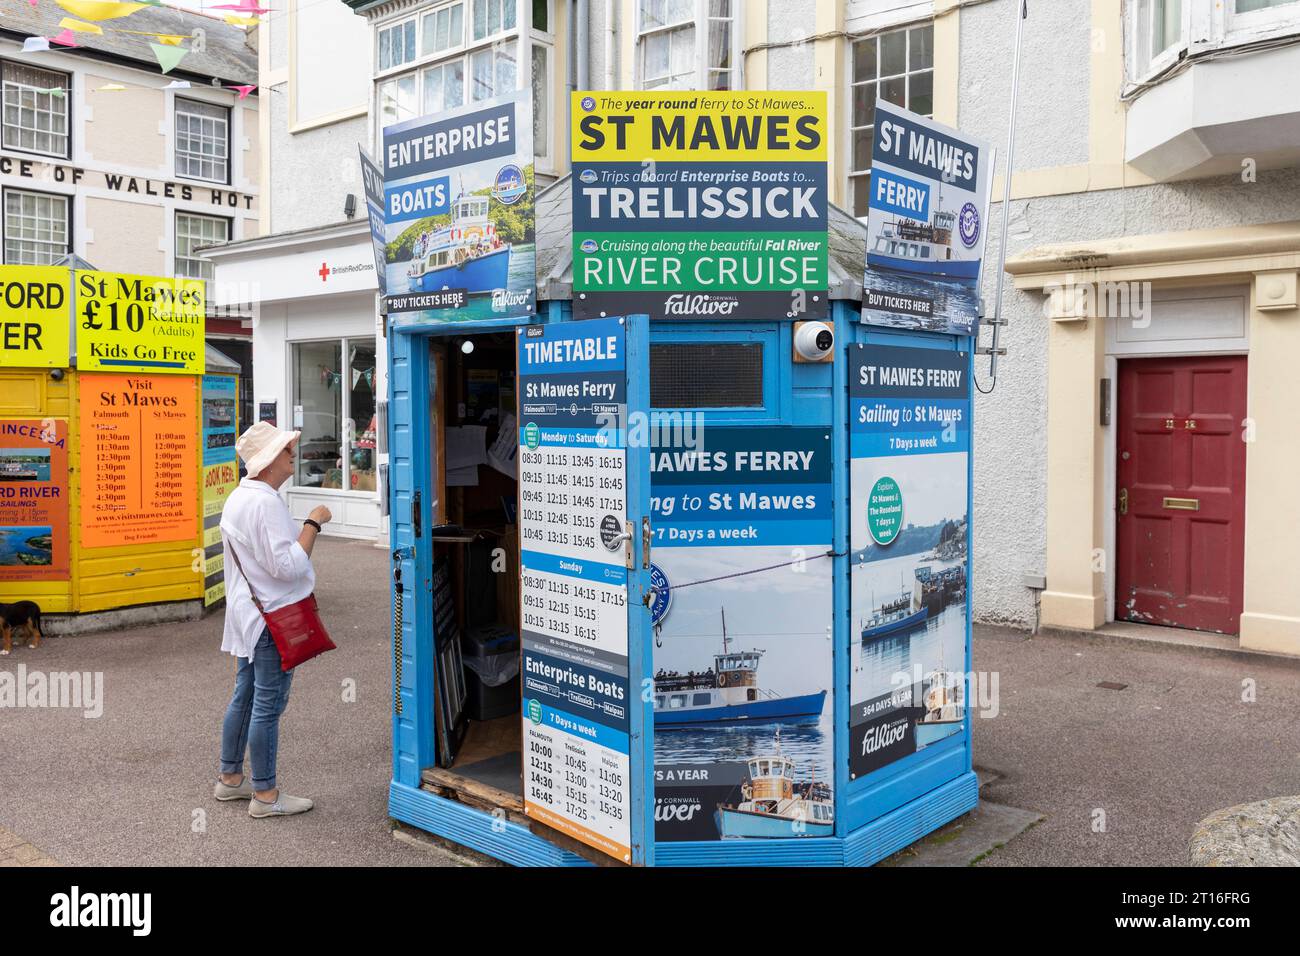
[175,98,230,184]
[650,342,764,409]
[1,62,70,159]
[637,0,738,91]
[292,339,378,493]
[847,22,933,219]
[2,188,69,265]
[175,213,229,284]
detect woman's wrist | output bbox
[304,518,322,533]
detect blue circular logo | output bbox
[580,95,596,112]
[580,239,598,254]
[648,564,671,626]
[493,163,526,205]
[579,168,598,184]
[958,202,981,248]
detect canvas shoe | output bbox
[214,776,253,801]
[248,792,314,818]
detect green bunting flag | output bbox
[150,41,188,74]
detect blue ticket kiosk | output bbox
[383,247,977,865]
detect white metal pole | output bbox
[987,0,1028,380]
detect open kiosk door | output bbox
[515,316,653,865]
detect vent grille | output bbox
[650,343,764,408]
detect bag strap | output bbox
[222,533,267,616]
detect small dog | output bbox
[1,600,44,655]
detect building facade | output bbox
[208,0,387,541]
[0,3,260,425]
[333,0,1300,653]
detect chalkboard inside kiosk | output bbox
[423,332,524,793]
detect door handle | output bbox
[1118,488,1127,515]
[642,516,652,569]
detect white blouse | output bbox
[219,478,316,660]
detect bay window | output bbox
[375,0,540,153]
[637,0,740,91]
[1127,0,1300,85]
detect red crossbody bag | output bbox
[225,537,336,671]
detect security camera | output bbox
[793,321,834,363]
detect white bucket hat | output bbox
[235,421,301,478]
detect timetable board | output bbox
[517,318,632,863]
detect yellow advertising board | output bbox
[0,266,71,368]
[74,270,205,375]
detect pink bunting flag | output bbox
[233,84,256,100]
[49,30,79,47]
[212,1,270,13]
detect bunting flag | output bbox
[212,2,271,13]
[150,41,189,74]
[35,88,68,97]
[21,37,51,52]
[97,83,127,91]
[164,80,192,90]
[224,14,259,26]
[152,34,187,46]
[59,18,105,34]
[49,29,79,47]
[55,0,148,21]
[233,84,256,100]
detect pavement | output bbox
[0,537,463,867]
[3,536,1298,867]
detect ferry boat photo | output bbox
[653,609,827,728]
[861,573,928,642]
[0,461,39,481]
[714,731,835,839]
[866,182,978,280]
[914,668,965,748]
[407,193,511,294]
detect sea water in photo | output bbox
[862,269,980,335]
[0,526,54,566]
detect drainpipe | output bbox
[604,0,616,89]
[577,0,590,92]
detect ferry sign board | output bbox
[381,89,535,321]
[74,271,205,375]
[570,91,828,323]
[517,318,633,862]
[849,344,971,780]
[860,101,992,337]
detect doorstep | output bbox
[1038,619,1300,667]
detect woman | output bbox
[214,421,332,819]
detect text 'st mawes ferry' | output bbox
[653,609,826,727]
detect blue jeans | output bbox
[220,628,294,792]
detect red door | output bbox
[1116,356,1247,634]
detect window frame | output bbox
[1127,0,1190,84]
[846,21,935,221]
[377,15,419,75]
[1,186,71,266]
[635,0,744,92]
[420,0,467,59]
[174,211,232,284]
[0,58,72,160]
[173,96,232,186]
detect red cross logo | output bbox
[318,262,330,282]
